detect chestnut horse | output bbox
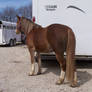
[16,16,77,87]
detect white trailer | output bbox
[32,0,92,59]
[0,21,21,46]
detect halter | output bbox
[17,21,21,32]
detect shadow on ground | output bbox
[0,43,24,48]
[41,59,92,86]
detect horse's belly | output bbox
[35,43,52,53]
[33,30,52,52]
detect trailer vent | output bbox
[0,21,2,24]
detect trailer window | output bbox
[3,25,6,29]
[9,26,11,29]
[10,26,12,29]
[8,26,10,29]
[6,26,9,29]
[14,26,16,30]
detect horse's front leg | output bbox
[28,48,35,76]
[36,52,42,75]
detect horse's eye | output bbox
[19,22,21,25]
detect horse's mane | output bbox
[23,17,33,23]
[23,17,41,28]
[21,17,41,33]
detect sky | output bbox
[0,0,32,11]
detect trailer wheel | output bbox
[9,39,14,47]
[14,39,16,46]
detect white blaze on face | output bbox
[16,29,20,34]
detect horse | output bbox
[16,16,77,87]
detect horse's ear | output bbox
[21,16,25,19]
[16,15,21,20]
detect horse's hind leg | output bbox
[55,54,66,85]
[70,71,77,87]
[36,52,42,75]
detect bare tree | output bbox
[17,4,32,19]
[0,7,17,22]
[0,4,32,22]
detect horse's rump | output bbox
[47,24,68,54]
[47,24,76,81]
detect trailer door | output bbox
[0,24,2,43]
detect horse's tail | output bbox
[66,28,76,82]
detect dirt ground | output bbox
[0,45,92,92]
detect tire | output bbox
[13,39,16,46]
[9,39,14,47]
[21,39,26,44]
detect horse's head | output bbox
[16,15,25,34]
[16,15,35,34]
[16,16,26,34]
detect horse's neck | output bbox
[23,20,33,34]
[23,22,41,35]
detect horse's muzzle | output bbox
[16,29,20,34]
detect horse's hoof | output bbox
[37,72,42,75]
[70,82,78,88]
[55,79,64,85]
[28,72,35,76]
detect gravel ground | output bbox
[0,45,92,92]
